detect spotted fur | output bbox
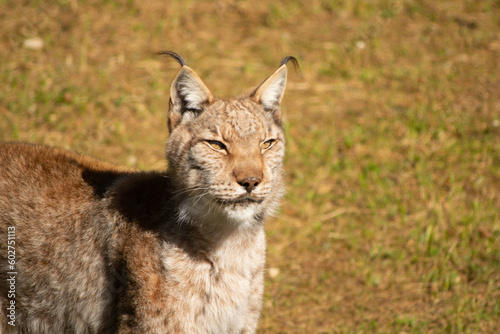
[0,53,296,333]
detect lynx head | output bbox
[161,51,297,230]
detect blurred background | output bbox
[1,0,499,332]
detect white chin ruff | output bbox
[224,204,260,225]
[178,196,263,229]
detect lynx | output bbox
[0,52,297,333]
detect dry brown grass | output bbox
[1,0,499,332]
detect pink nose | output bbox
[238,177,261,193]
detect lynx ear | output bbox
[170,67,214,111]
[251,56,297,112]
[159,51,214,131]
[169,66,214,130]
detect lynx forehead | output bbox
[0,52,297,333]
[182,99,279,142]
[214,100,271,135]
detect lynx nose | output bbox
[238,177,261,193]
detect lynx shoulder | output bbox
[0,52,296,334]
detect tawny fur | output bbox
[0,53,295,333]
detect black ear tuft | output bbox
[157,51,187,67]
[280,56,299,69]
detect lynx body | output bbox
[0,52,296,333]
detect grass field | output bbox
[1,0,499,332]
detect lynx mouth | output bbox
[215,196,263,206]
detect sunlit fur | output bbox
[0,53,294,333]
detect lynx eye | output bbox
[260,139,276,150]
[205,140,226,151]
